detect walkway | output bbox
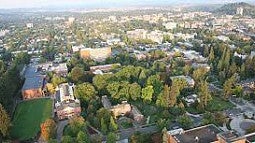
[57,120,68,143]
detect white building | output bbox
[236,7,244,16]
[26,23,33,28]
[147,30,164,44]
[72,45,85,53]
[127,29,147,40]
[163,22,177,30]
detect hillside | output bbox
[214,2,255,17]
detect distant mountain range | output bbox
[214,2,255,17]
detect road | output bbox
[57,120,68,143]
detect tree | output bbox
[0,104,10,137]
[156,85,169,108]
[101,118,108,134]
[209,47,215,62]
[107,132,117,143]
[138,69,147,86]
[74,83,97,101]
[223,75,236,99]
[48,138,58,143]
[109,116,118,132]
[76,131,90,143]
[93,74,113,95]
[97,108,111,123]
[169,84,179,107]
[51,74,66,87]
[146,75,163,98]
[40,118,56,141]
[70,67,84,83]
[202,112,215,125]
[198,80,211,109]
[177,115,193,129]
[130,132,150,143]
[66,116,86,137]
[162,127,168,143]
[129,83,141,101]
[46,83,56,95]
[62,135,73,143]
[107,82,121,99]
[0,60,5,75]
[183,65,191,75]
[192,68,208,83]
[156,119,168,130]
[141,86,154,103]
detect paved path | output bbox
[230,115,245,135]
[57,120,68,143]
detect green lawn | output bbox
[206,96,235,112]
[10,98,53,141]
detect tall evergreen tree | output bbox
[100,118,108,134]
[0,104,10,137]
[198,81,212,109]
[162,127,168,143]
[109,116,118,131]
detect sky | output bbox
[0,0,251,9]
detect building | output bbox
[101,96,143,122]
[49,63,68,76]
[111,101,132,118]
[72,45,85,53]
[21,64,46,99]
[163,22,177,30]
[26,23,33,28]
[101,95,112,109]
[191,63,211,71]
[127,29,147,40]
[131,105,144,122]
[238,78,255,95]
[236,7,244,16]
[147,30,164,44]
[167,124,250,143]
[183,94,200,106]
[106,38,121,45]
[90,63,121,73]
[22,76,46,100]
[55,83,81,120]
[80,47,112,62]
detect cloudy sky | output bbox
[0,0,250,9]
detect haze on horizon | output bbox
[0,0,252,9]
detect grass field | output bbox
[10,98,53,141]
[206,96,235,112]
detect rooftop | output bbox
[101,95,112,109]
[55,99,80,110]
[171,124,222,143]
[22,76,45,90]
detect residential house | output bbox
[101,96,143,122]
[55,83,81,120]
[90,63,121,74]
[131,105,144,122]
[80,47,112,62]
[191,63,211,71]
[183,94,199,106]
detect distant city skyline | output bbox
[0,0,253,9]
